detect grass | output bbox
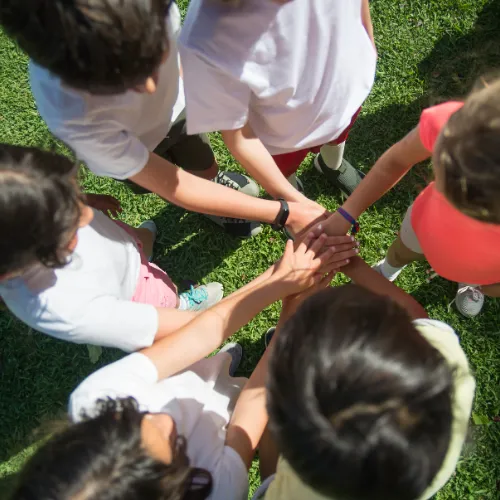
[0,0,499,498]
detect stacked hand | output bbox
[85,193,123,218]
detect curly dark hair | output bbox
[11,397,213,500]
[0,0,170,94]
[436,76,500,223]
[268,285,453,500]
[0,145,84,277]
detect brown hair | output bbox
[436,76,500,223]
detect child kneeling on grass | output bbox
[9,232,357,500]
[253,257,475,500]
[0,145,225,352]
[323,76,500,317]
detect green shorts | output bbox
[154,109,215,172]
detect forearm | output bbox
[131,152,281,223]
[154,308,199,341]
[142,274,286,379]
[226,347,271,469]
[342,257,428,319]
[222,126,306,202]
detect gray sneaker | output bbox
[454,284,484,318]
[314,155,364,196]
[219,342,243,376]
[214,171,260,197]
[179,282,224,311]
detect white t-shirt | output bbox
[69,352,249,500]
[29,4,186,180]
[179,0,376,155]
[0,210,158,351]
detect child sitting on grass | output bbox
[253,257,475,500]
[9,231,357,500]
[0,144,225,352]
[323,76,500,317]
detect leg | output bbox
[386,234,426,268]
[132,227,155,259]
[258,425,280,481]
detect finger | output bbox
[282,239,295,261]
[296,230,317,255]
[306,232,327,257]
[331,241,361,253]
[324,234,357,247]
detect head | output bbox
[0,0,171,95]
[433,76,500,223]
[11,398,213,500]
[0,144,93,280]
[267,285,453,500]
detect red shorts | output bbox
[272,108,361,178]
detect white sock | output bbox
[379,258,406,281]
[178,294,188,310]
[319,142,345,170]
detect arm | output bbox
[342,256,428,319]
[361,0,376,50]
[222,124,309,203]
[323,126,431,235]
[131,152,327,235]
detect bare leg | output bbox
[258,425,280,481]
[185,161,218,180]
[481,282,500,297]
[132,227,155,260]
[386,234,426,268]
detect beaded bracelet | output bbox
[337,207,360,236]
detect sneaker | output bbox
[214,171,260,197]
[204,215,263,237]
[373,259,405,282]
[179,282,224,311]
[264,327,276,348]
[454,284,484,318]
[138,220,157,261]
[219,342,243,376]
[287,173,304,193]
[314,155,365,196]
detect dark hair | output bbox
[0,0,170,94]
[267,285,453,500]
[0,144,83,277]
[436,76,500,223]
[11,398,213,500]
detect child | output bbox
[179,0,377,203]
[0,0,326,238]
[0,144,224,352]
[253,257,475,500]
[323,77,500,317]
[9,231,358,500]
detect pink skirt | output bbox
[114,221,178,309]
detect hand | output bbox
[272,231,358,296]
[85,193,123,218]
[285,201,330,238]
[310,211,352,238]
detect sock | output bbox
[379,258,406,281]
[319,142,345,170]
[178,294,188,311]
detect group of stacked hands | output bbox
[0,0,498,499]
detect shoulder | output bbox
[419,101,464,151]
[69,353,159,421]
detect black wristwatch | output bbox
[271,198,290,230]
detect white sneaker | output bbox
[373,259,405,282]
[454,284,484,318]
[179,282,224,311]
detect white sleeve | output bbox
[8,294,159,352]
[69,353,159,421]
[58,122,150,180]
[208,446,249,500]
[179,45,251,135]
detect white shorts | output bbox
[399,203,423,254]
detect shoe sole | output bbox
[313,156,365,197]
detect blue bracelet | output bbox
[337,207,360,236]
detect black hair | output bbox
[0,0,170,94]
[0,144,84,277]
[11,398,213,500]
[267,285,453,500]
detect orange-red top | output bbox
[411,101,500,285]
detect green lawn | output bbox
[1,0,499,498]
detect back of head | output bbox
[0,145,83,278]
[0,0,169,94]
[436,76,500,223]
[267,285,453,500]
[10,398,212,500]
